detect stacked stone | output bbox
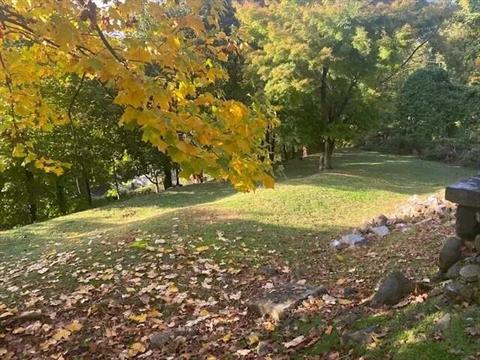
[440,176,480,302]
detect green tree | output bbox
[238,0,451,169]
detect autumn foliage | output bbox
[0,0,274,191]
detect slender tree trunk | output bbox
[265,129,276,162]
[163,162,173,190]
[319,66,329,171]
[282,144,288,161]
[324,139,332,170]
[302,146,308,159]
[81,165,92,206]
[55,176,67,215]
[24,168,37,223]
[175,166,181,186]
[112,160,120,200]
[319,141,326,171]
[154,176,160,193]
[75,177,82,195]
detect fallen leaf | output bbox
[325,325,333,335]
[196,245,209,253]
[52,328,71,341]
[283,335,305,348]
[236,349,251,356]
[128,342,146,357]
[129,313,147,323]
[247,333,259,345]
[66,320,82,332]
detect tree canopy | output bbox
[0,0,274,191]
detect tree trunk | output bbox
[163,162,173,190]
[55,176,67,215]
[112,160,121,200]
[319,66,329,171]
[154,176,160,193]
[81,165,92,206]
[324,139,332,170]
[302,146,308,159]
[174,166,181,187]
[24,168,37,223]
[266,129,276,162]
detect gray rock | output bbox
[150,330,175,348]
[474,235,480,252]
[455,205,480,239]
[257,341,273,356]
[340,233,366,247]
[446,261,464,280]
[459,264,480,282]
[444,281,473,303]
[435,313,451,333]
[372,271,415,306]
[249,283,327,320]
[331,239,342,249]
[342,325,378,345]
[259,265,280,277]
[446,176,480,208]
[439,237,463,272]
[371,225,390,237]
[343,286,358,298]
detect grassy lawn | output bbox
[0,151,472,264]
[0,150,477,359]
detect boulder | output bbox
[434,313,451,333]
[372,271,414,306]
[444,281,474,303]
[459,264,480,282]
[341,234,366,247]
[249,283,327,321]
[456,205,480,239]
[371,226,390,237]
[445,176,480,208]
[439,237,463,273]
[446,261,464,280]
[475,234,480,252]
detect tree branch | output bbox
[378,26,439,87]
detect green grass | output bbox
[0,151,473,266]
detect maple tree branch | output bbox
[68,73,87,122]
[93,22,128,68]
[378,26,439,86]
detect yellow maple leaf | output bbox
[128,313,147,323]
[128,342,146,357]
[66,320,82,332]
[52,328,71,341]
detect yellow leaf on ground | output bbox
[247,333,259,345]
[196,245,209,253]
[52,328,71,341]
[129,314,147,323]
[325,325,333,335]
[128,342,146,357]
[222,333,232,343]
[66,320,82,332]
